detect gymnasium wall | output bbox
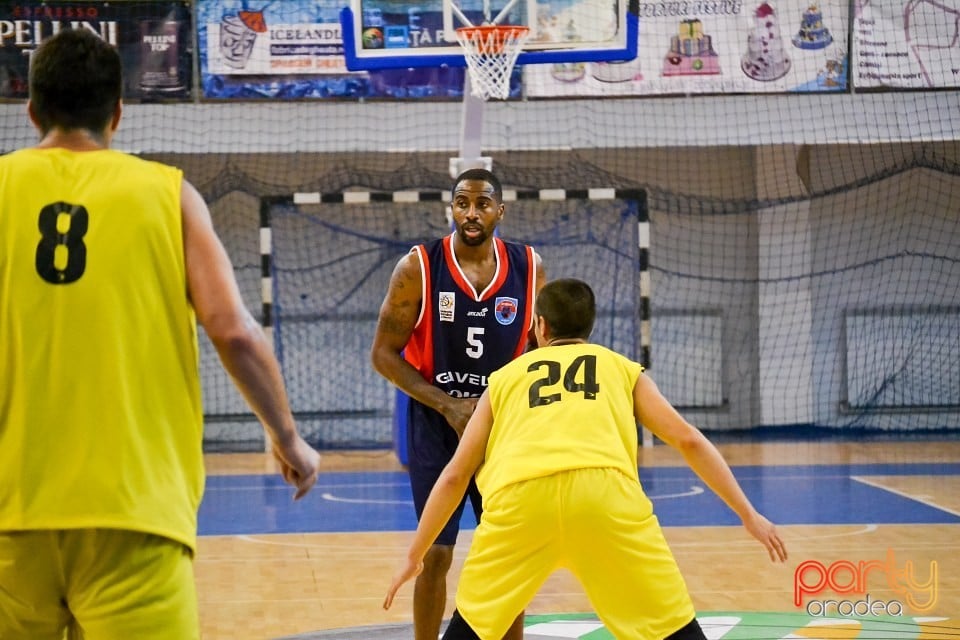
[1,96,957,447]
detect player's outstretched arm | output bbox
[633,374,787,563]
[384,390,493,609]
[370,251,477,435]
[182,179,319,499]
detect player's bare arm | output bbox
[182,179,319,499]
[383,390,493,610]
[526,252,548,350]
[534,252,547,295]
[371,251,478,434]
[634,373,787,562]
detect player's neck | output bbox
[35,128,110,152]
[451,234,496,263]
[546,338,586,347]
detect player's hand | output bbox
[443,397,479,438]
[383,557,424,610]
[742,512,787,562]
[271,434,321,500]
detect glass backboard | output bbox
[340,0,637,69]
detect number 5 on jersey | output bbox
[466,326,484,359]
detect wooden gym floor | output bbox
[196,440,960,639]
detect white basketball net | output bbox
[455,25,530,100]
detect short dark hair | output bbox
[536,278,596,340]
[29,28,122,135]
[452,168,502,203]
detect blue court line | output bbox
[198,464,960,536]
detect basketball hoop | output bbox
[455,24,530,100]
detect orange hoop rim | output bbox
[456,24,530,55]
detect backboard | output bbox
[341,0,638,70]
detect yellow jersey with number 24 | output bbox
[479,342,644,503]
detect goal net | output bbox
[2,96,957,451]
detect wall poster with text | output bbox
[524,0,849,96]
[0,1,194,101]
[852,0,960,88]
[198,0,468,100]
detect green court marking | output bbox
[579,627,615,639]
[521,611,955,639]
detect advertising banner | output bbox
[852,0,960,88]
[0,1,194,101]
[525,0,849,96]
[198,0,474,99]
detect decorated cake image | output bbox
[792,4,834,49]
[662,19,721,76]
[590,0,640,80]
[550,20,587,82]
[815,46,847,88]
[590,58,643,82]
[741,2,791,81]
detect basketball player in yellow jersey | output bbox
[0,29,320,640]
[385,278,788,639]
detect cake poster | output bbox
[0,1,193,101]
[852,0,960,88]
[197,0,495,99]
[525,0,849,96]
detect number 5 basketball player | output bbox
[371,168,547,640]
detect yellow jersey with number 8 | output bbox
[0,147,204,552]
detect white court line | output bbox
[651,486,704,499]
[226,524,893,553]
[233,534,410,551]
[320,492,411,505]
[788,523,878,539]
[316,485,704,506]
[206,481,410,492]
[851,475,960,517]
[667,524,879,550]
[207,471,947,491]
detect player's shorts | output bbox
[407,399,482,545]
[0,528,198,640]
[455,467,697,640]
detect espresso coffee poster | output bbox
[0,1,194,101]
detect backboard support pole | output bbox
[449,75,492,179]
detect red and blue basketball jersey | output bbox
[404,234,537,399]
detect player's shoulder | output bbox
[417,236,446,256]
[499,237,534,252]
[0,149,20,173]
[498,238,537,268]
[411,236,445,265]
[564,343,641,375]
[80,149,184,184]
[119,150,182,175]
[393,247,423,281]
[0,148,25,162]
[0,147,44,169]
[588,342,638,364]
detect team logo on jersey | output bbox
[494,297,518,325]
[438,291,455,322]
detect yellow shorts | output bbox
[456,467,696,640]
[0,529,198,640]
